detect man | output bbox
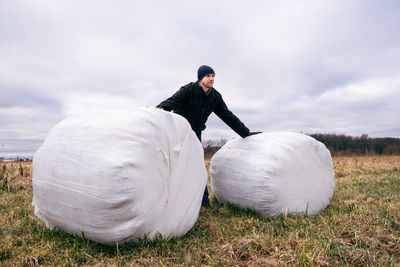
[157,65,260,207]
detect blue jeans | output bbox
[196,132,210,207]
[202,185,210,206]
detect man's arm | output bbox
[156,86,190,111]
[213,96,250,138]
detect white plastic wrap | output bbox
[32,108,207,243]
[210,132,335,217]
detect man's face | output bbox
[200,74,215,89]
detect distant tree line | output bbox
[309,133,400,156]
[203,139,227,159]
[203,133,400,158]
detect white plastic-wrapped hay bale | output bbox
[32,108,207,243]
[210,132,335,217]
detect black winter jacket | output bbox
[157,82,250,140]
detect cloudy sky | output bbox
[1,0,400,157]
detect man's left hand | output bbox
[248,131,262,136]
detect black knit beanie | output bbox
[197,65,215,81]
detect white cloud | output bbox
[317,77,400,104]
[62,92,141,116]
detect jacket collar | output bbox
[195,81,214,96]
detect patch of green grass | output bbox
[1,156,400,266]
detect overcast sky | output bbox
[1,0,400,157]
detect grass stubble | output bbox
[0,156,399,266]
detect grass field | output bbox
[1,156,399,266]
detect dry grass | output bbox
[1,156,399,266]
